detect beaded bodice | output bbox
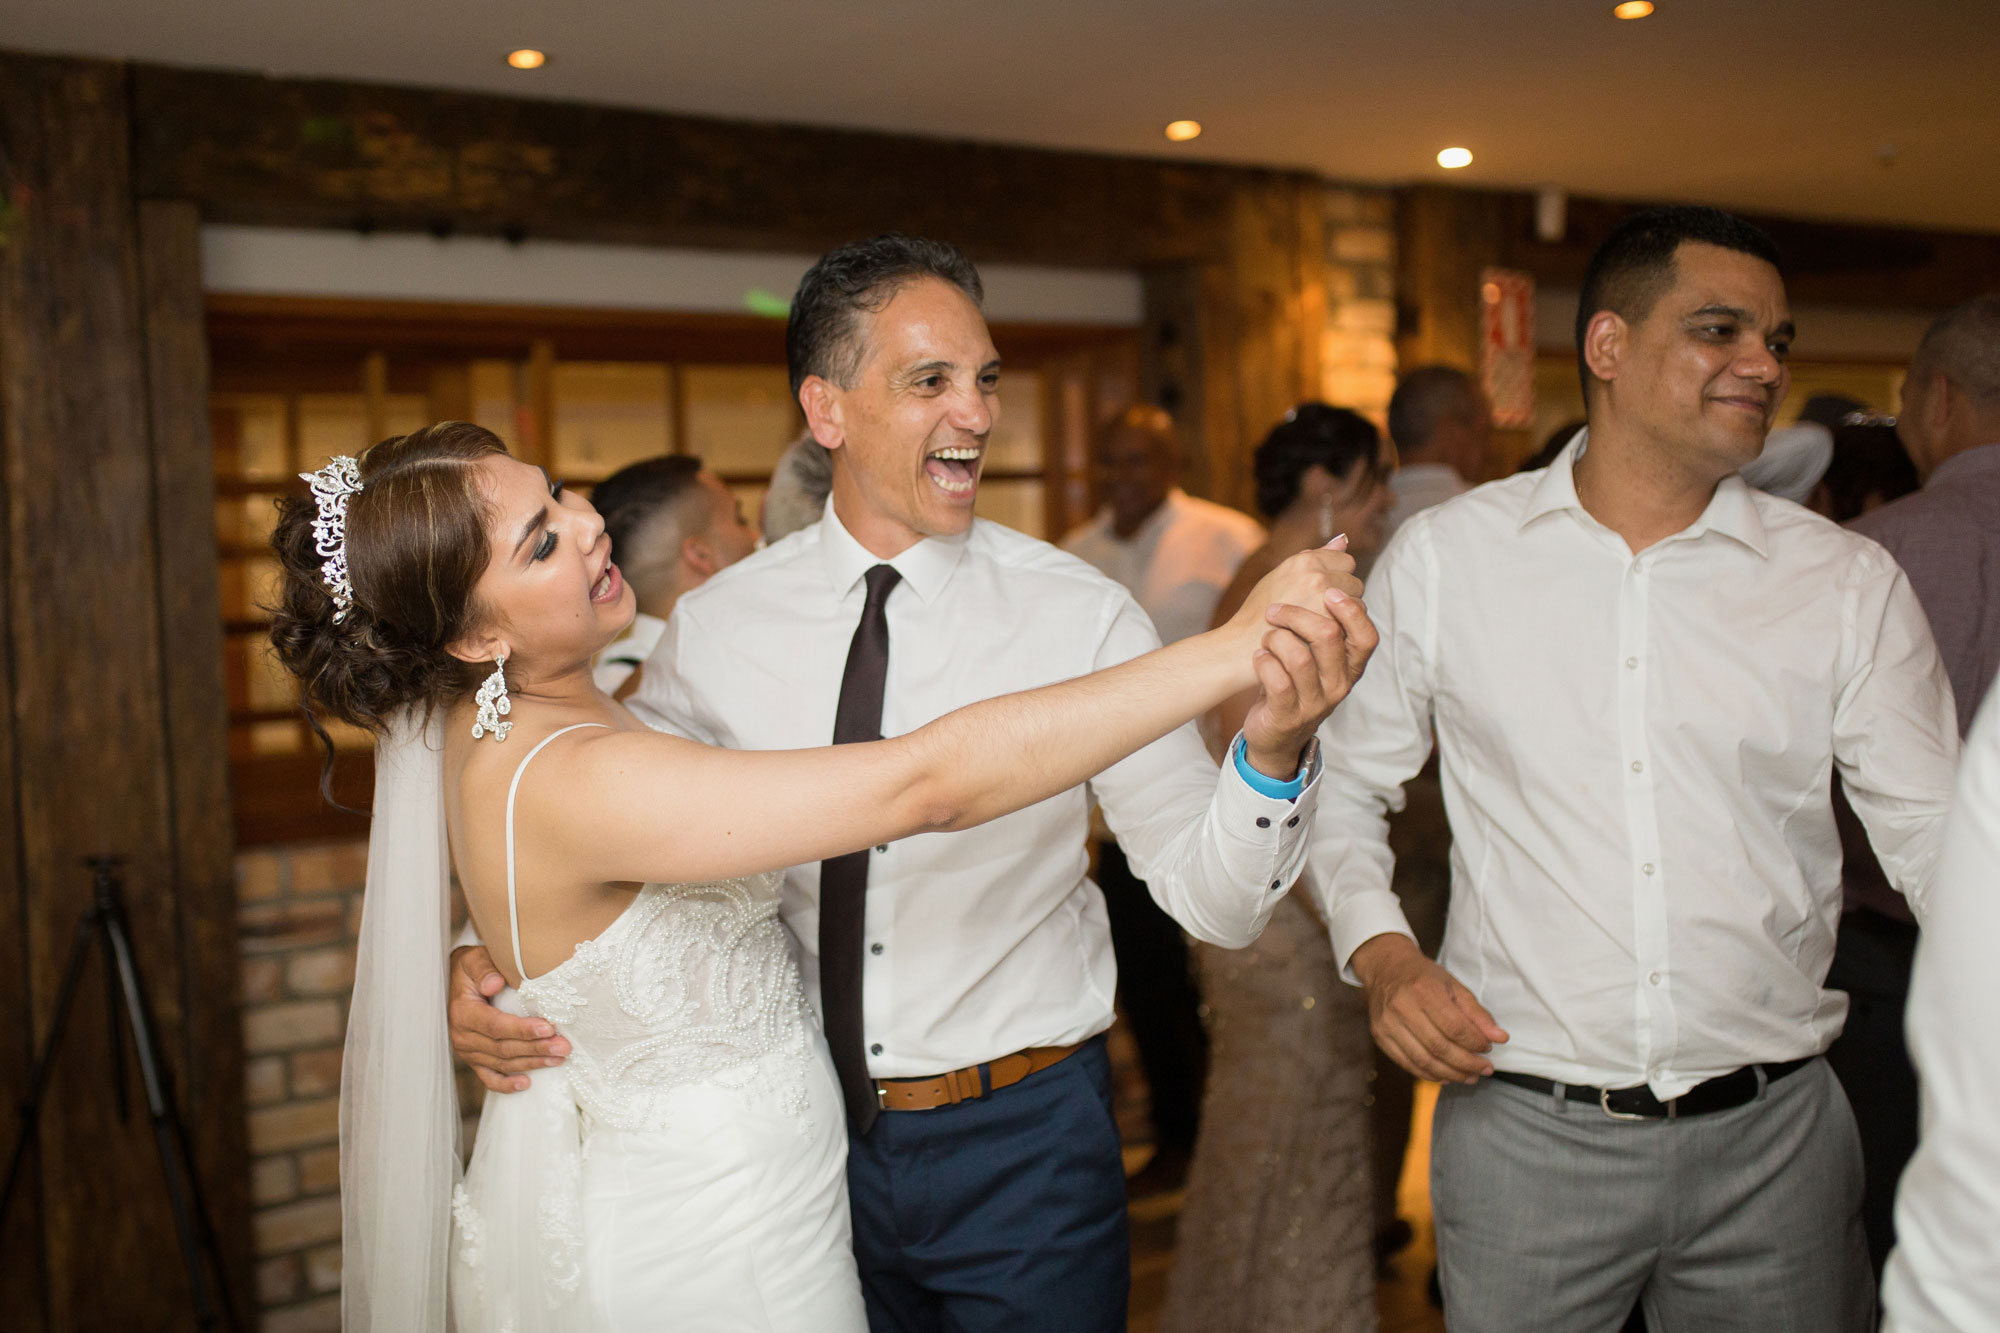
[516,871,819,1134]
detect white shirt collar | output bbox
[1520,429,1769,559]
[816,497,969,605]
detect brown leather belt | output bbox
[874,1043,1083,1112]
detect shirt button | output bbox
[1642,863,1655,876]
[1286,815,1300,828]
[1631,760,1644,773]
[1625,657,1638,669]
[870,1043,883,1056]
[1649,972,1662,986]
[1270,881,1283,891]
[1256,817,1271,829]
[875,845,888,854]
[870,942,884,955]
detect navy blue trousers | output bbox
[845,1035,1129,1333]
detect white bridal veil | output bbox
[341,710,459,1330]
[341,710,600,1333]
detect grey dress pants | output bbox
[1430,1057,1872,1332]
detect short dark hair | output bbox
[1575,206,1782,399]
[589,455,705,559]
[1252,402,1382,519]
[786,234,985,394]
[1819,422,1918,523]
[1387,365,1482,456]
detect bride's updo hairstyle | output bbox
[270,421,509,738]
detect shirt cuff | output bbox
[1328,890,1421,986]
[1232,735,1312,800]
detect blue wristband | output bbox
[1232,736,1308,800]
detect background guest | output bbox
[1162,402,1390,1333]
[763,431,835,543]
[1739,421,1834,503]
[1811,421,1920,522]
[1061,403,1266,1194]
[589,455,759,697]
[1832,293,2000,1277]
[1383,365,1491,539]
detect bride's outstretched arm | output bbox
[534,546,1375,890]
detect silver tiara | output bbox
[301,456,363,621]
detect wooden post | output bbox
[135,196,255,1305]
[1395,186,1507,374]
[0,53,249,1327]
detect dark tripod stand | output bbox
[0,857,242,1331]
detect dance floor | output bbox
[1111,1022,1447,1333]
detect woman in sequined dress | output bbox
[1164,404,1394,1333]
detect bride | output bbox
[269,422,1373,1332]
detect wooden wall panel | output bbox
[126,64,1282,271]
[0,52,239,1327]
[136,196,254,1306]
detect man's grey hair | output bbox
[763,434,835,543]
[1913,293,2000,411]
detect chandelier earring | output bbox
[472,654,513,742]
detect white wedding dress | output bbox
[448,724,868,1332]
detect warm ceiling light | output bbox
[506,49,547,69]
[1437,147,1474,170]
[1164,120,1203,142]
[1614,1,1655,17]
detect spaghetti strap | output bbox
[504,722,610,981]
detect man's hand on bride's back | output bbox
[449,945,571,1094]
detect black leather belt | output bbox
[1491,1056,1814,1121]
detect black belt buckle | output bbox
[1598,1085,1670,1122]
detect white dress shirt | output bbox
[1061,489,1265,646]
[1383,462,1468,540]
[1306,437,1960,1100]
[629,503,1319,1077]
[1882,677,2000,1333]
[591,610,665,694]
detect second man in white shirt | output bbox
[1309,206,1959,1331]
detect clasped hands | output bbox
[1225,536,1379,779]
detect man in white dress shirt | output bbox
[1881,681,2000,1332]
[1060,404,1264,1191]
[450,235,1357,1332]
[1308,206,1960,1331]
[587,454,758,697]
[1382,364,1491,539]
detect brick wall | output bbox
[1320,186,1401,423]
[236,837,484,1331]
[235,838,363,1332]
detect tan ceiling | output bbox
[7,0,1998,234]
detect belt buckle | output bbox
[1598,1087,1657,1122]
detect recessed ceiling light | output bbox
[1165,120,1203,142]
[1614,1,1655,18]
[506,49,547,70]
[1437,147,1473,170]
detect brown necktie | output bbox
[820,563,902,1134]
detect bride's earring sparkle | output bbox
[472,655,513,742]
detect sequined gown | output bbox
[450,725,867,1332]
[1161,891,1378,1332]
